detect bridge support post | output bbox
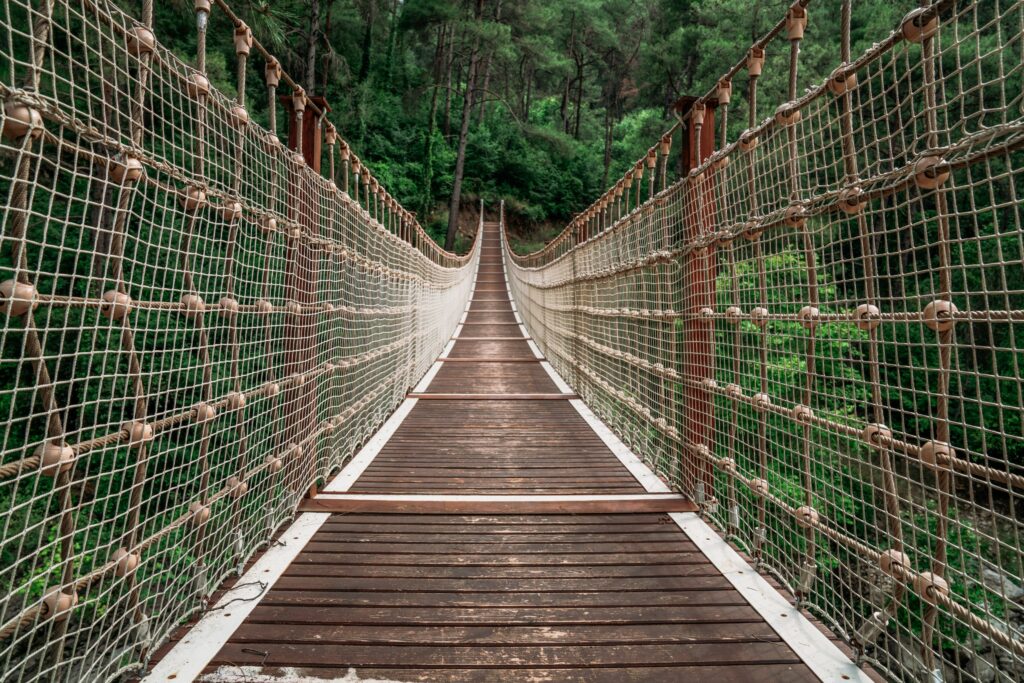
[283,95,331,172]
[282,94,331,494]
[675,96,718,507]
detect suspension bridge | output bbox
[0,0,1021,681]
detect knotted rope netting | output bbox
[0,0,476,679]
[507,1,1024,680]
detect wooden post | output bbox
[282,95,330,494]
[282,95,331,173]
[674,95,718,504]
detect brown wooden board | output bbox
[459,323,523,336]
[299,497,697,514]
[449,339,535,359]
[206,513,818,681]
[200,664,818,682]
[467,304,514,314]
[464,312,518,324]
[456,336,532,341]
[439,357,542,363]
[348,398,646,495]
[408,393,576,400]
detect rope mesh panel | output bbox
[507,1,1024,680]
[0,0,476,680]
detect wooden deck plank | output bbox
[200,664,819,683]
[257,590,748,608]
[408,393,577,399]
[228,622,780,645]
[462,312,521,323]
[210,641,805,667]
[244,603,767,626]
[298,498,698,514]
[314,514,684,530]
[287,552,710,567]
[352,466,634,475]
[279,563,731,580]
[466,306,516,315]
[303,530,693,543]
[270,575,733,591]
[459,322,526,336]
[298,540,701,554]
[349,395,647,495]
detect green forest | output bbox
[137,0,911,249]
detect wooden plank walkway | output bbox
[206,514,820,682]
[144,223,871,682]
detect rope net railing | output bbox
[506,1,1024,680]
[0,0,476,680]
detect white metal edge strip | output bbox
[540,361,573,394]
[531,345,564,388]
[670,512,872,683]
[412,363,443,393]
[313,493,682,502]
[323,398,419,492]
[142,512,330,683]
[439,338,456,359]
[570,399,672,493]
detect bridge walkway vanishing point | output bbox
[141,222,874,682]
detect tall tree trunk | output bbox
[561,16,575,134]
[384,0,399,80]
[602,105,613,187]
[476,0,502,125]
[502,59,510,108]
[477,57,491,124]
[683,52,697,91]
[358,2,375,82]
[320,9,332,94]
[443,25,455,137]
[421,23,447,216]
[517,56,528,120]
[304,0,320,92]
[560,76,570,134]
[523,67,532,124]
[573,60,584,139]
[445,0,485,251]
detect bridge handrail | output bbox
[0,0,478,678]
[505,2,1024,681]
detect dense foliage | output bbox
[135,0,916,244]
